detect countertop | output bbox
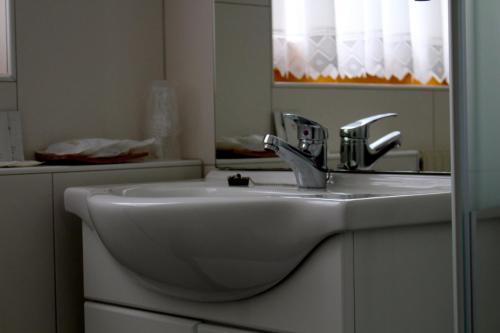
[0,160,202,176]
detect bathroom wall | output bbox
[215,0,451,171]
[0,81,16,109]
[14,0,165,159]
[0,0,216,165]
[164,0,216,168]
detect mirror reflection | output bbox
[214,0,451,173]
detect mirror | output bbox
[0,0,14,80]
[214,0,451,173]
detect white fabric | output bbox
[272,0,449,83]
[41,138,155,158]
[0,161,42,168]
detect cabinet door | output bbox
[197,324,262,333]
[354,224,453,333]
[85,302,198,333]
[0,174,55,333]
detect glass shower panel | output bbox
[467,2,500,332]
[470,2,500,211]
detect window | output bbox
[272,0,449,86]
[0,0,13,79]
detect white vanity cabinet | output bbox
[85,302,199,333]
[198,324,262,333]
[353,223,453,333]
[70,170,451,333]
[85,303,265,333]
[78,221,454,333]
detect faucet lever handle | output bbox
[340,113,398,139]
[282,113,329,142]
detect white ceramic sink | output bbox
[65,170,451,302]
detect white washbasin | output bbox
[65,170,451,302]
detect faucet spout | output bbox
[366,131,401,166]
[339,114,402,170]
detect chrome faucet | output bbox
[339,113,401,170]
[263,114,329,189]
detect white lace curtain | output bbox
[272,0,450,84]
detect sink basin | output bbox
[65,170,450,302]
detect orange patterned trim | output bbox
[273,69,448,86]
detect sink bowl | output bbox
[65,170,450,302]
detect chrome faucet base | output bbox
[263,114,329,189]
[264,134,328,189]
[293,168,328,189]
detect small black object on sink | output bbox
[227,174,250,187]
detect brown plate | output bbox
[35,151,149,165]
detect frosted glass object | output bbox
[470,2,500,210]
[146,81,180,160]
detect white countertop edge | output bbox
[0,160,202,176]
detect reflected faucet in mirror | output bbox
[339,113,402,170]
[263,114,329,189]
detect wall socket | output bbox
[0,111,24,161]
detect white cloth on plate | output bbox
[40,138,155,158]
[0,161,43,168]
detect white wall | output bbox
[215,1,273,139]
[164,0,216,167]
[14,0,165,159]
